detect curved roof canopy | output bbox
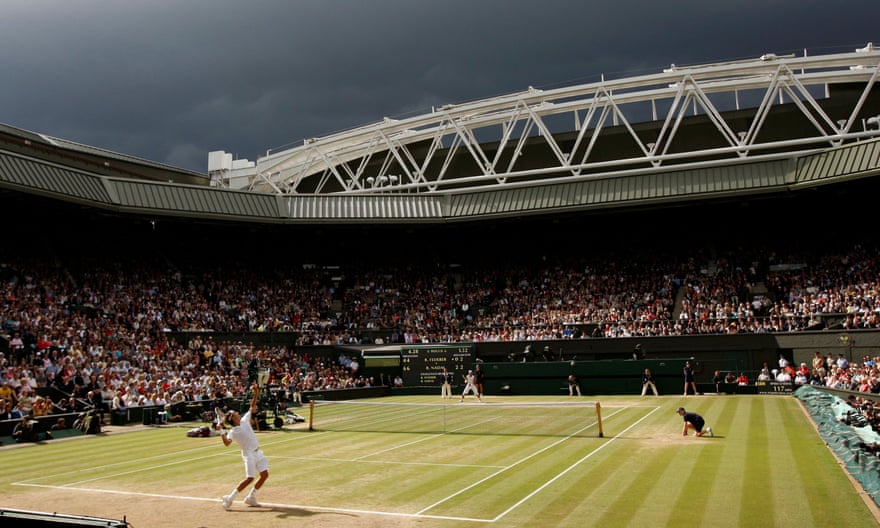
[2,45,880,225]
[212,44,880,198]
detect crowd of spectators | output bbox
[838,393,880,459]
[0,334,377,430]
[3,229,880,426]
[712,349,880,397]
[782,351,880,394]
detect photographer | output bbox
[12,416,35,443]
[12,416,50,442]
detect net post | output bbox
[596,401,604,438]
[308,400,315,431]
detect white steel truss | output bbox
[220,44,880,196]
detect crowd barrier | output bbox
[795,385,880,506]
[110,400,218,426]
[0,412,80,437]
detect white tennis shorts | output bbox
[242,449,269,478]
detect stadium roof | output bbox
[2,45,880,225]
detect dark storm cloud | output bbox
[1,0,878,173]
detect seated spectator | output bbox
[724,372,737,384]
[736,373,749,386]
[169,390,187,406]
[8,401,25,420]
[712,370,723,391]
[31,396,50,417]
[0,382,14,404]
[111,390,127,411]
[16,387,34,415]
[0,399,13,421]
[52,396,72,414]
[796,363,811,378]
[826,372,846,389]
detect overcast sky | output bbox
[1,1,878,174]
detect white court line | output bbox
[352,429,449,461]
[11,484,495,523]
[489,405,662,523]
[13,428,312,486]
[415,405,631,516]
[352,411,505,461]
[11,440,230,485]
[14,425,495,490]
[12,405,660,524]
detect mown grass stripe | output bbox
[736,395,773,527]
[702,396,747,527]
[767,397,813,525]
[595,422,681,525]
[2,395,877,527]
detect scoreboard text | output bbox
[400,345,474,387]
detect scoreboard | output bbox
[401,344,474,387]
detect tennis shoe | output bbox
[245,495,260,507]
[706,426,714,437]
[221,495,233,511]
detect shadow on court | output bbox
[228,504,361,523]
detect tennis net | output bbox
[307,400,604,437]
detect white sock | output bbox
[228,489,239,499]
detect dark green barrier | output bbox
[481,358,736,396]
[795,385,880,507]
[480,359,649,395]
[303,386,390,402]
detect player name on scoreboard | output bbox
[401,345,474,387]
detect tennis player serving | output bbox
[220,382,269,510]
